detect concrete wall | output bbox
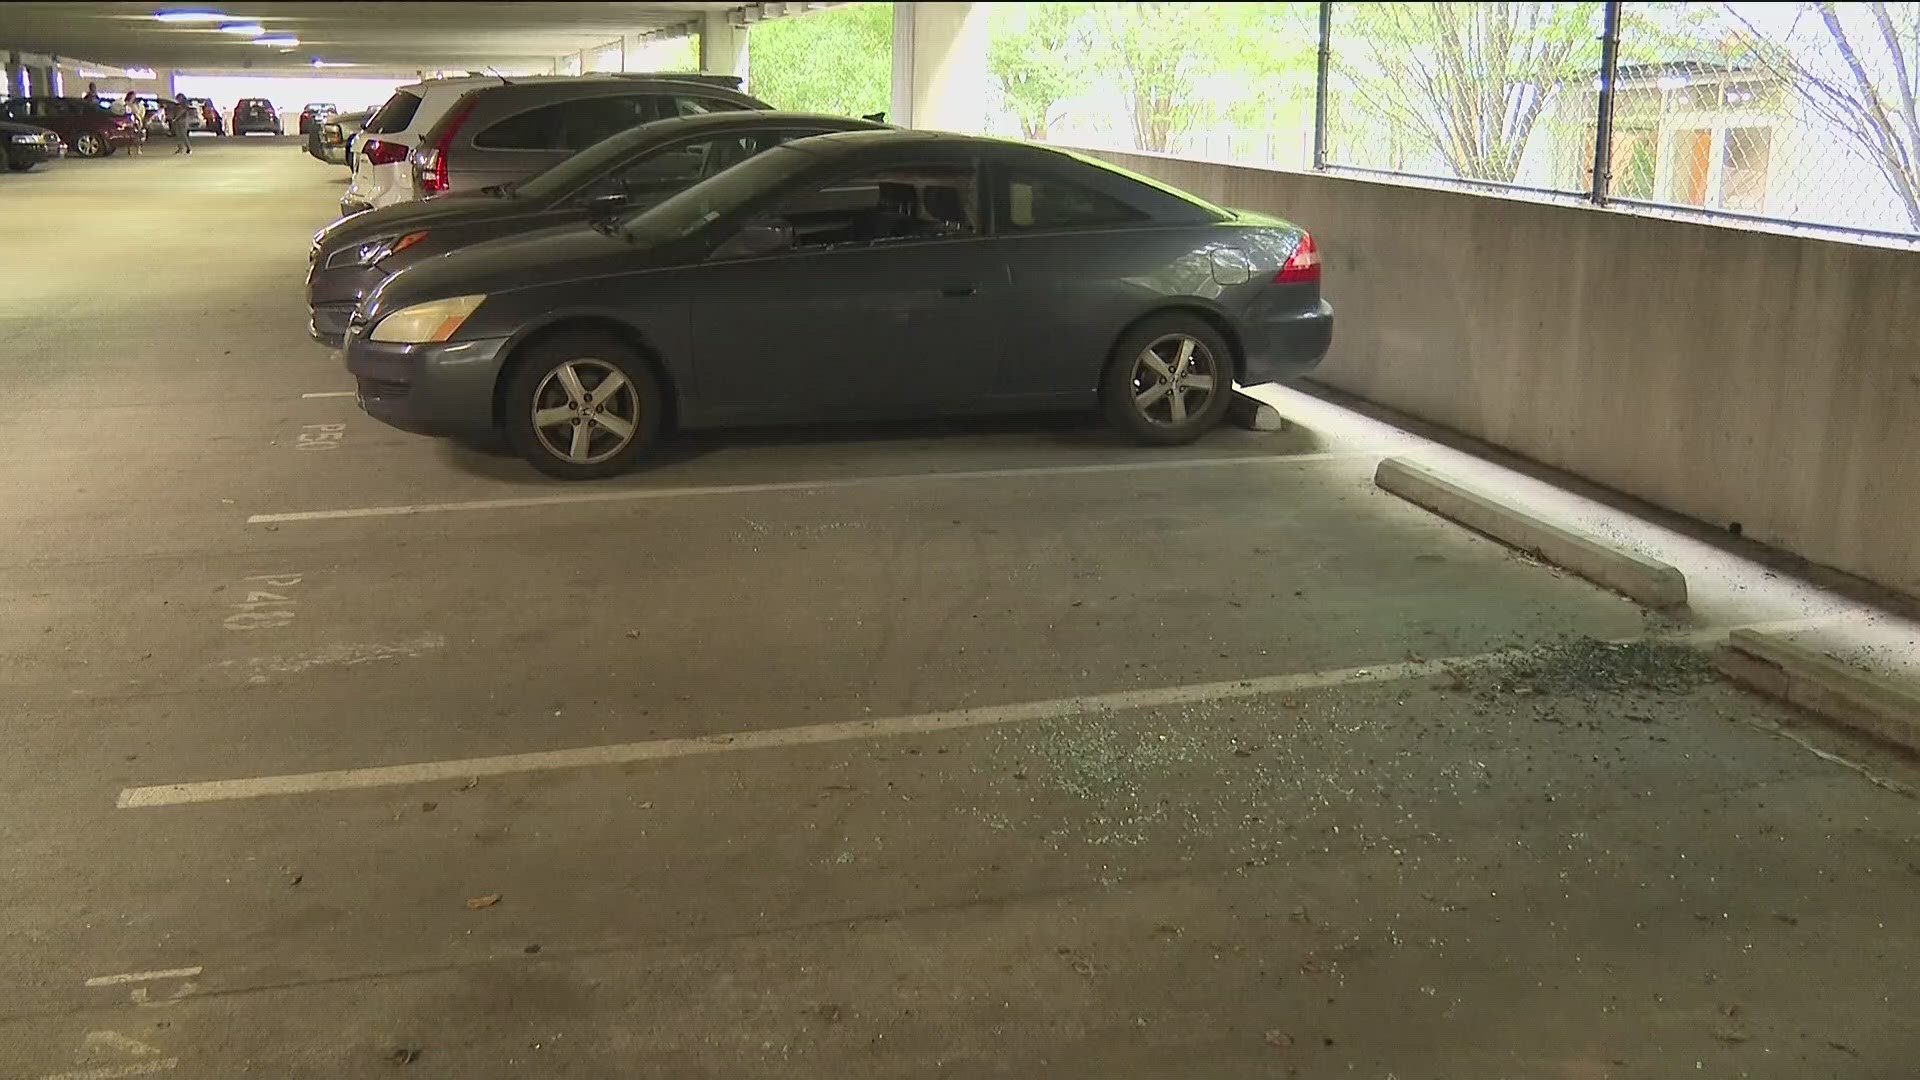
[1089,150,1920,598]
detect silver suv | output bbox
[408,75,767,201]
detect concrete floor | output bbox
[2,139,1917,1079]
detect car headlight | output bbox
[325,229,429,270]
[369,294,486,344]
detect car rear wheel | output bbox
[1099,315,1235,445]
[72,132,107,158]
[503,332,662,481]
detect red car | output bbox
[0,96,140,157]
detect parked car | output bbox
[309,108,369,167]
[187,97,224,135]
[309,110,884,347]
[298,102,338,135]
[344,73,761,217]
[0,97,139,157]
[343,130,1333,479]
[2,119,63,171]
[231,98,283,136]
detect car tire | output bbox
[7,158,34,173]
[73,132,107,158]
[1099,314,1236,446]
[502,331,663,481]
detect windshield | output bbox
[618,142,828,246]
[512,119,681,203]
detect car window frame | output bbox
[706,151,988,264]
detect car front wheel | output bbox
[502,332,662,480]
[1100,315,1235,445]
[72,132,107,158]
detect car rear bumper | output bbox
[343,333,510,441]
[1239,299,1332,385]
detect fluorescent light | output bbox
[127,67,158,78]
[310,59,357,68]
[153,9,227,21]
[255,34,298,46]
[219,21,265,35]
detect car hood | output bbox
[318,195,531,252]
[365,220,651,324]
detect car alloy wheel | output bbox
[75,132,105,157]
[1129,333,1220,427]
[529,359,642,466]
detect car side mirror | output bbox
[710,216,794,260]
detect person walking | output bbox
[170,93,193,155]
[122,91,147,155]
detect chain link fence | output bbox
[1318,0,1920,241]
[979,1,1920,245]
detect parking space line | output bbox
[300,391,355,399]
[245,450,1383,525]
[117,652,1449,808]
[84,968,202,987]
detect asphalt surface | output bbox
[2,138,1917,1079]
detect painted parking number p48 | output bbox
[297,422,344,450]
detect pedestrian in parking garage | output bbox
[169,92,193,155]
[121,91,147,155]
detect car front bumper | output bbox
[307,259,388,348]
[1239,299,1333,386]
[343,331,510,442]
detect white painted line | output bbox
[38,1060,177,1080]
[121,652,1448,808]
[300,391,355,399]
[246,450,1379,525]
[84,967,202,988]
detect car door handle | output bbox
[939,283,978,298]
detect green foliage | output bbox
[1079,2,1317,153]
[986,2,1091,140]
[747,2,893,117]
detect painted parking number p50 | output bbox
[224,573,301,631]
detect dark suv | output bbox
[232,98,283,136]
[407,75,766,201]
[0,97,140,157]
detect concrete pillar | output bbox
[28,63,52,96]
[699,10,747,79]
[6,52,25,99]
[889,2,988,132]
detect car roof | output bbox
[396,72,740,93]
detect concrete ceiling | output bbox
[2,2,749,74]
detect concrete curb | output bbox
[1716,629,1920,752]
[1374,457,1688,610]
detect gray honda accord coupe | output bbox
[343,129,1332,479]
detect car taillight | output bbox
[415,97,477,196]
[1274,232,1320,285]
[363,138,409,166]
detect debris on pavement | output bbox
[1475,637,1717,696]
[466,893,500,910]
[389,1045,421,1065]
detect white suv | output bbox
[343,77,497,216]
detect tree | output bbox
[1334,2,1600,182]
[1723,1,1920,230]
[747,2,893,118]
[1087,2,1229,153]
[986,2,1090,141]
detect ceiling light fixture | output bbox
[219,22,265,36]
[310,59,357,68]
[254,34,298,46]
[152,9,228,22]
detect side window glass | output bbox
[675,96,747,118]
[999,167,1148,233]
[474,101,566,150]
[773,162,980,252]
[562,95,667,151]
